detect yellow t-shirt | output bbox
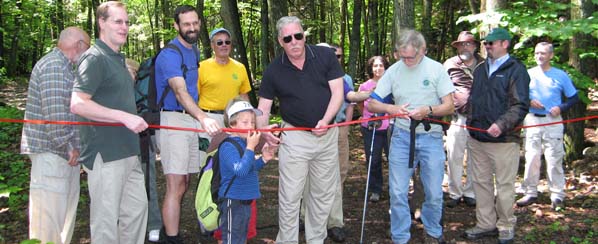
[197,57,251,110]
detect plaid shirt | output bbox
[20,48,80,160]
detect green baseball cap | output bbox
[485,28,512,41]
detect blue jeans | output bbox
[361,126,389,194]
[389,128,444,243]
[218,199,252,244]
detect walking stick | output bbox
[359,114,382,244]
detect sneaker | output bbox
[445,198,460,208]
[148,229,160,242]
[423,233,446,244]
[551,199,565,211]
[369,193,381,202]
[498,229,514,244]
[462,226,498,240]
[327,227,346,242]
[463,196,476,207]
[516,195,538,207]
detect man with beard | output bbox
[154,5,220,243]
[71,1,148,243]
[464,28,529,244]
[443,31,481,208]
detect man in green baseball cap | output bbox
[484,27,512,42]
[464,26,530,244]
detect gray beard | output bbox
[459,52,473,61]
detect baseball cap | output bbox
[209,28,231,41]
[226,101,263,120]
[485,28,512,42]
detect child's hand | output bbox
[261,142,278,162]
[246,130,261,151]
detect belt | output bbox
[533,113,546,117]
[201,109,224,114]
[161,109,187,114]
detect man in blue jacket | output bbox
[464,28,530,244]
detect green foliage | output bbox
[457,0,598,104]
[0,106,29,210]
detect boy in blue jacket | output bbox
[218,98,276,243]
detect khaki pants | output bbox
[328,125,350,228]
[522,114,566,201]
[84,154,148,244]
[276,126,339,244]
[445,113,475,199]
[29,153,80,244]
[468,138,519,231]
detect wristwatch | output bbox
[427,106,433,117]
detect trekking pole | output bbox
[359,115,381,244]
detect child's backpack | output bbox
[195,137,244,231]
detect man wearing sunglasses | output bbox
[465,27,530,244]
[197,27,256,242]
[443,31,482,209]
[197,28,251,130]
[257,16,345,243]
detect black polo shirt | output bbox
[260,45,344,128]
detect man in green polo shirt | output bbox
[71,1,148,243]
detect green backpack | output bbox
[195,137,243,231]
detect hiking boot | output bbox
[516,195,538,207]
[327,227,346,242]
[369,193,381,202]
[463,196,476,207]
[423,233,446,244]
[498,229,514,244]
[445,198,460,208]
[551,199,565,211]
[462,226,498,240]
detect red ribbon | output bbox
[2,114,595,134]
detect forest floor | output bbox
[0,79,596,244]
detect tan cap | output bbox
[451,31,479,47]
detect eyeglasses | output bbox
[282,33,304,43]
[459,42,474,47]
[109,19,130,26]
[215,40,232,46]
[336,54,342,59]
[79,40,90,48]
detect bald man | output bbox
[21,26,90,244]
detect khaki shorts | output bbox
[158,111,201,174]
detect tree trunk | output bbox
[367,0,379,56]
[7,1,22,76]
[260,0,270,71]
[196,0,211,58]
[0,0,4,70]
[392,0,415,54]
[221,0,257,105]
[469,0,480,14]
[56,0,65,32]
[339,0,347,64]
[421,0,432,45]
[318,1,326,43]
[268,0,288,58]
[348,0,362,79]
[566,0,598,164]
[145,0,159,53]
[92,0,100,39]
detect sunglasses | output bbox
[484,41,498,46]
[336,54,342,59]
[215,40,232,46]
[282,33,304,43]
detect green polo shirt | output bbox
[74,39,140,169]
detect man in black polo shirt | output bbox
[257,16,344,243]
